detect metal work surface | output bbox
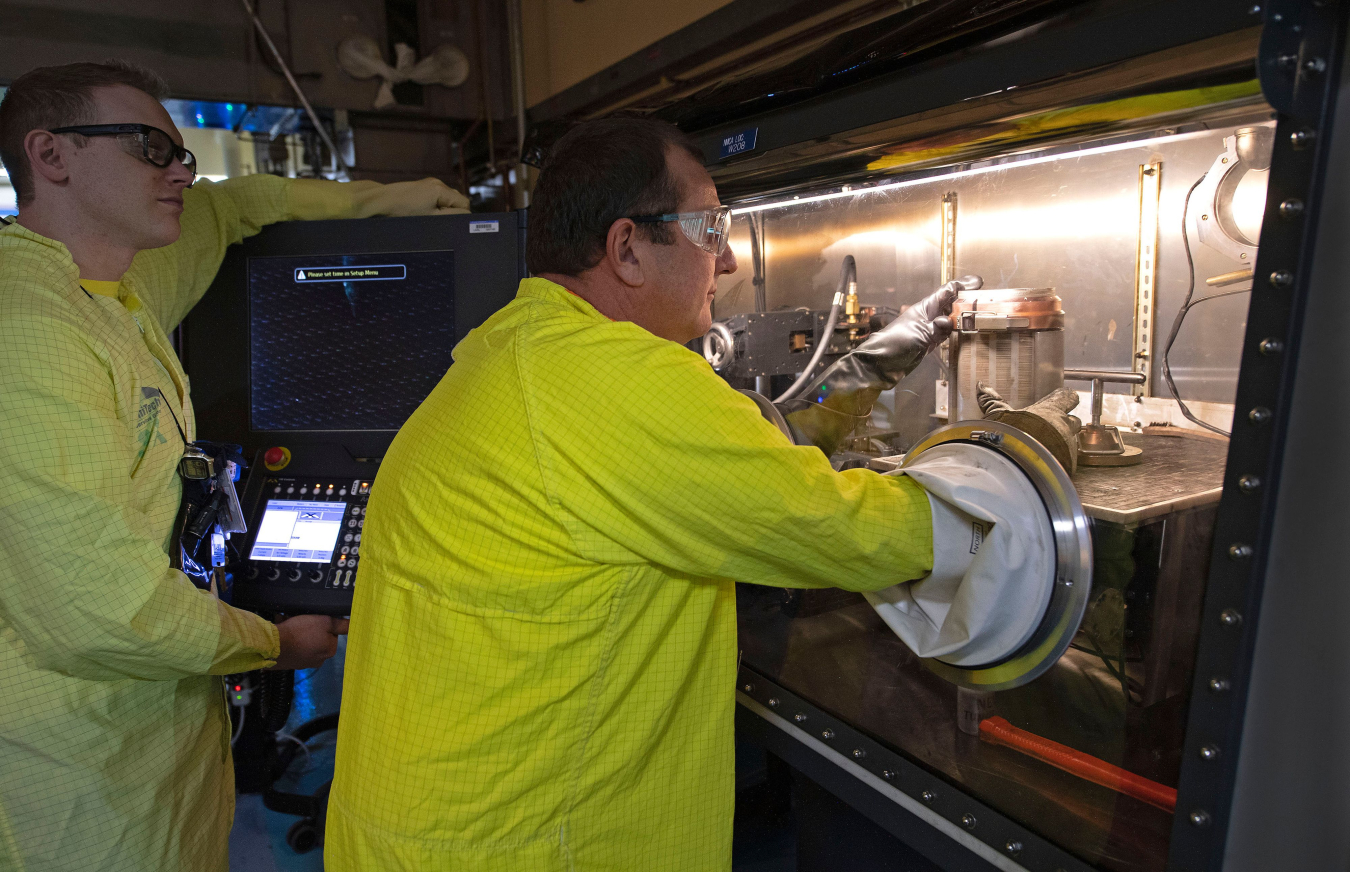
[1074,433,1227,525]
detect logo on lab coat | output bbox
[134,387,169,463]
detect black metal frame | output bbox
[1169,2,1349,868]
[707,1,1350,870]
[737,666,1095,872]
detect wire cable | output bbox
[1160,173,1249,437]
[230,705,247,747]
[274,731,313,773]
[775,256,853,402]
[238,0,350,175]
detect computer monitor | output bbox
[183,212,526,459]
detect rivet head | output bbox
[793,713,808,723]
[1209,677,1231,693]
[1269,269,1294,287]
[1279,198,1305,217]
[1258,338,1284,355]
[1290,129,1316,150]
[961,813,977,830]
[1200,744,1221,761]
[742,683,754,693]
[882,769,897,781]
[821,728,834,740]
[1220,607,1244,627]
[852,748,866,759]
[1005,840,1023,856]
[1228,544,1253,560]
[1238,474,1262,493]
[921,790,936,803]
[1249,406,1272,424]
[768,697,780,708]
[1189,809,1212,827]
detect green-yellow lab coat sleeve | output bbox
[0,310,278,681]
[126,176,360,331]
[524,321,935,590]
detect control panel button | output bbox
[344,533,353,542]
[263,446,291,471]
[354,533,361,543]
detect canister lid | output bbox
[952,287,1063,331]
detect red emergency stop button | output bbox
[264,446,291,471]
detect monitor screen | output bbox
[248,250,456,431]
[249,499,348,563]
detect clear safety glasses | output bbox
[631,205,732,256]
[49,123,197,184]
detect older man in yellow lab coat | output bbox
[0,61,466,871]
[328,117,958,870]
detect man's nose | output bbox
[166,158,194,187]
[718,242,738,276]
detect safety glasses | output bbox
[630,205,732,256]
[49,123,197,184]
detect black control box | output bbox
[711,309,853,380]
[229,445,375,616]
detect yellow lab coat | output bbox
[327,278,935,871]
[0,176,356,871]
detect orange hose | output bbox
[978,717,1177,813]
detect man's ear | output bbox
[606,218,646,288]
[23,129,72,188]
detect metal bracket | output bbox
[1133,161,1162,396]
[940,191,958,284]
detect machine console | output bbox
[228,446,375,616]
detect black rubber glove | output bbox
[777,276,982,455]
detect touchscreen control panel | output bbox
[244,478,370,594]
[230,458,373,615]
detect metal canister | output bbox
[948,288,1064,423]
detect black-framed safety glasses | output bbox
[49,123,197,184]
[630,205,733,256]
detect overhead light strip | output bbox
[729,128,1217,216]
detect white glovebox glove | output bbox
[864,443,1056,666]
